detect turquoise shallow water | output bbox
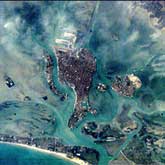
[0,1,164,165]
[0,143,74,165]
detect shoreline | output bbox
[0,141,89,165]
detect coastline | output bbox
[0,141,89,165]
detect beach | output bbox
[0,142,89,165]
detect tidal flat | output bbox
[0,1,164,165]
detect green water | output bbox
[0,1,164,165]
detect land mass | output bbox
[0,134,99,165]
[54,46,96,128]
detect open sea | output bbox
[0,143,74,165]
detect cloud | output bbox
[124,31,139,45]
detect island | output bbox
[81,122,126,157]
[111,74,142,97]
[54,32,96,128]
[0,133,99,165]
[44,52,68,102]
[82,122,125,143]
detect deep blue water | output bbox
[0,144,74,165]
